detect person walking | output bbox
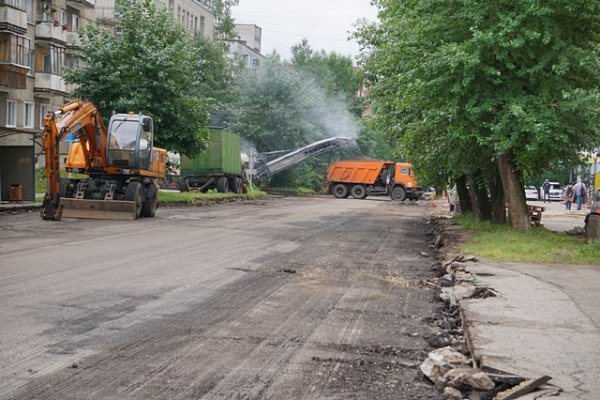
[573,179,587,210]
[564,183,574,211]
[542,179,551,203]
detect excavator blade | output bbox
[60,199,137,220]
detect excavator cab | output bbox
[106,114,153,170]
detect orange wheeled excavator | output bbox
[41,100,167,221]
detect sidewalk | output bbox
[527,200,590,233]
[461,261,600,399]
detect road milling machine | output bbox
[41,100,167,221]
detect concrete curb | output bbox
[0,202,42,212]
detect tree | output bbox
[65,0,209,156]
[199,0,239,40]
[356,0,600,230]
[228,54,362,189]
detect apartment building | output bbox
[0,0,95,201]
[97,0,214,38]
[225,24,263,70]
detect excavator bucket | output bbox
[60,199,137,220]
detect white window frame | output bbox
[6,100,16,127]
[40,104,50,129]
[72,14,80,31]
[24,102,34,128]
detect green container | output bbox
[181,129,241,176]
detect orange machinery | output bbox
[41,100,167,221]
[327,160,422,201]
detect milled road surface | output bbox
[0,196,442,399]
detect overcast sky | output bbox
[231,0,378,61]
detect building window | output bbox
[0,32,32,68]
[24,102,34,128]
[72,14,80,31]
[40,104,50,129]
[6,100,16,127]
[24,0,34,23]
[36,43,64,75]
[200,16,205,36]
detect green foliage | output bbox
[198,0,239,39]
[457,213,600,265]
[356,1,600,188]
[65,0,209,156]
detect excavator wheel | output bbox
[217,176,229,193]
[125,181,144,219]
[332,184,349,198]
[141,183,159,218]
[351,184,368,199]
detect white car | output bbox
[539,182,562,201]
[524,186,539,201]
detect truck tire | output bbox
[351,184,367,199]
[390,186,407,201]
[231,177,243,194]
[332,183,349,198]
[141,183,159,218]
[217,176,229,193]
[125,181,144,219]
[179,178,189,192]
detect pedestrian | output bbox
[573,179,587,211]
[542,179,551,203]
[564,183,574,211]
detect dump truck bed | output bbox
[327,160,393,185]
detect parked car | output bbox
[524,186,539,201]
[539,182,562,201]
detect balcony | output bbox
[66,30,80,47]
[35,21,67,44]
[67,0,95,8]
[0,1,27,34]
[34,72,66,94]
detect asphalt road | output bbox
[0,196,443,400]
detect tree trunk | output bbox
[490,173,506,224]
[497,153,529,230]
[476,182,492,221]
[456,175,472,212]
[468,173,492,221]
[467,175,481,218]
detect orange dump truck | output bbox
[327,160,422,201]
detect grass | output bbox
[456,213,600,265]
[263,186,318,195]
[158,188,267,204]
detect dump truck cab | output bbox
[389,162,422,201]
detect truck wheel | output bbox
[125,181,144,219]
[179,178,189,192]
[232,177,243,194]
[332,184,349,198]
[351,185,367,199]
[390,186,407,201]
[141,183,159,218]
[217,176,229,193]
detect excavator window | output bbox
[107,119,140,168]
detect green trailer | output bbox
[179,129,244,193]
